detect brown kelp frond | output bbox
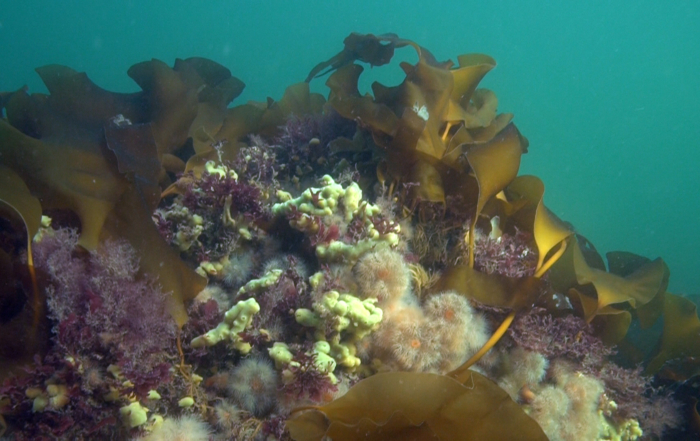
[0,167,43,328]
[0,59,215,326]
[432,265,544,311]
[305,33,428,82]
[0,166,42,262]
[607,251,667,333]
[645,293,700,375]
[464,124,525,267]
[286,371,547,441]
[437,174,574,369]
[309,34,688,389]
[315,37,564,371]
[448,311,517,383]
[0,117,127,250]
[504,175,574,273]
[317,34,527,237]
[549,238,668,323]
[0,167,50,381]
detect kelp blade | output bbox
[286,371,547,441]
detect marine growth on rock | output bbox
[0,33,695,441]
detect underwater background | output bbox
[1,0,698,298]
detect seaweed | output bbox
[645,293,700,375]
[0,59,214,326]
[286,371,547,440]
[306,33,403,82]
[0,31,697,439]
[0,167,49,381]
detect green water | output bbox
[1,0,698,296]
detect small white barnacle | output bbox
[412,102,429,121]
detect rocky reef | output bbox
[0,33,698,440]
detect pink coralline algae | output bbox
[472,226,539,278]
[274,112,356,160]
[508,308,615,373]
[267,111,360,184]
[31,228,177,395]
[599,364,684,438]
[157,163,270,263]
[181,168,269,222]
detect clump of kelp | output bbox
[0,33,698,440]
